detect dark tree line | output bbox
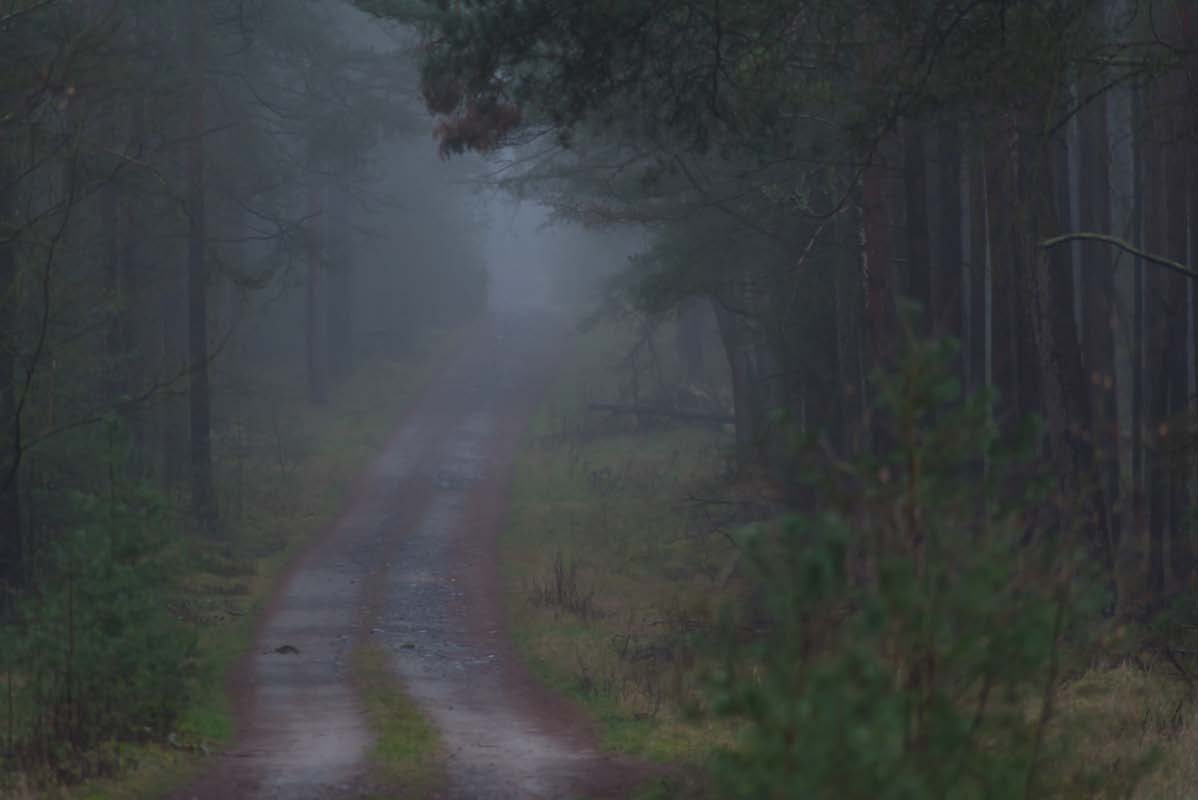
[369,0,1198,612]
[0,0,485,607]
[0,0,490,779]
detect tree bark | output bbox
[186,0,218,533]
[967,145,989,395]
[325,192,355,384]
[675,299,706,382]
[1143,91,1167,597]
[1164,101,1191,589]
[904,120,931,334]
[863,149,896,369]
[306,182,327,405]
[1079,56,1122,569]
[936,120,964,349]
[987,121,1020,416]
[0,157,21,601]
[1015,119,1075,474]
[710,294,762,470]
[1131,78,1146,589]
[1045,134,1089,459]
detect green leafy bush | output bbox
[711,338,1094,799]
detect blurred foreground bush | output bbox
[712,338,1100,799]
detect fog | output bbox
[5,1,1198,797]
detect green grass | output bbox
[501,320,739,789]
[353,644,446,798]
[46,330,465,799]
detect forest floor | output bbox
[169,312,645,800]
[497,321,742,800]
[497,320,1198,800]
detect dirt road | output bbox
[175,313,639,800]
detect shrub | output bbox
[1,484,196,782]
[710,338,1095,799]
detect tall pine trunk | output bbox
[186,0,218,532]
[967,143,990,396]
[1163,92,1192,590]
[986,122,1020,416]
[325,186,354,383]
[1142,87,1167,597]
[904,120,931,333]
[863,149,896,369]
[0,156,21,601]
[1079,51,1122,577]
[936,120,964,350]
[306,181,327,405]
[711,292,762,471]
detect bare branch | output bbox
[1040,232,1198,281]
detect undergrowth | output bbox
[1,329,461,798]
[505,320,1198,799]
[503,319,740,786]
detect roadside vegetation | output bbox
[352,1,1198,795]
[0,2,486,794]
[504,317,741,792]
[506,317,1198,799]
[1,330,460,798]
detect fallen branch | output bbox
[587,402,734,425]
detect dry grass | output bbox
[502,319,744,770]
[506,426,739,762]
[1052,660,1198,798]
[506,321,1198,798]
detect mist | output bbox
[4,1,1198,798]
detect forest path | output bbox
[174,313,641,800]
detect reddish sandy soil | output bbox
[172,313,644,800]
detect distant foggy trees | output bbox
[0,0,486,604]
[187,0,218,531]
[373,0,1198,612]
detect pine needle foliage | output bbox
[711,338,1097,799]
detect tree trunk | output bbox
[1131,79,1146,590]
[1015,119,1074,474]
[0,157,21,602]
[838,205,865,452]
[710,294,761,471]
[675,299,706,382]
[904,120,931,333]
[936,120,964,350]
[1046,133,1089,460]
[306,182,327,405]
[967,145,989,395]
[863,148,896,369]
[186,0,218,533]
[102,181,123,403]
[121,80,150,478]
[1079,58,1122,573]
[986,122,1020,416]
[325,187,354,383]
[1143,95,1167,597]
[1164,104,1191,590]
